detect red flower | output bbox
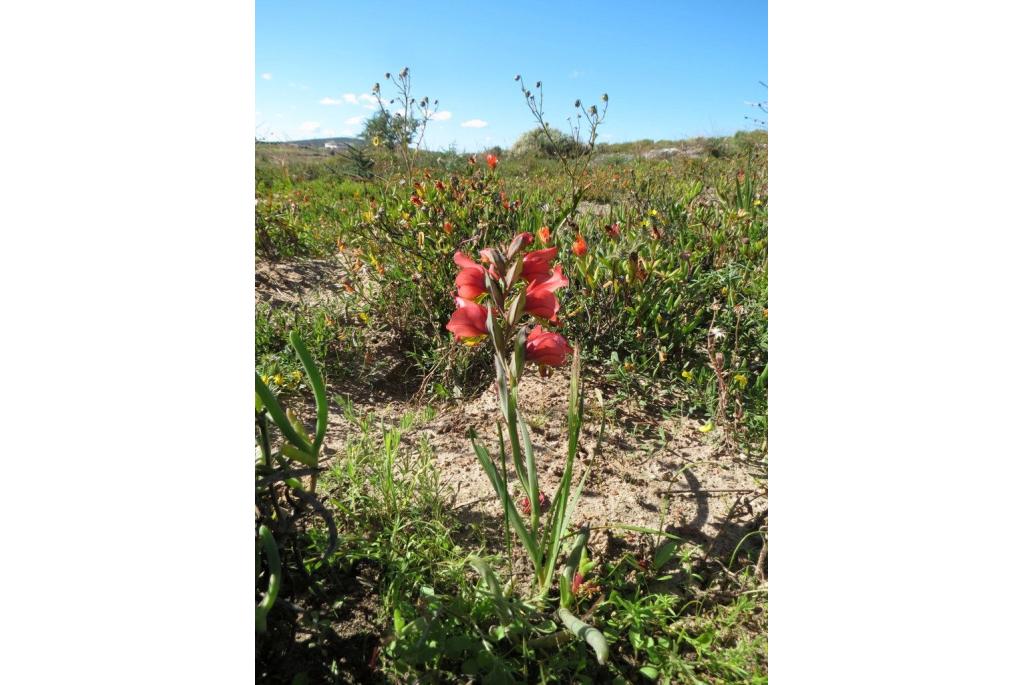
[453,251,487,299]
[435,180,445,191]
[537,226,551,244]
[525,326,574,366]
[572,233,587,256]
[486,154,498,170]
[443,221,453,234]
[410,194,423,207]
[521,247,558,284]
[445,297,490,343]
[571,572,584,595]
[525,265,568,321]
[518,491,549,514]
[604,222,620,239]
[513,231,534,246]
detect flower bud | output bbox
[505,290,526,329]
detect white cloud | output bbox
[322,128,336,136]
[320,97,342,105]
[298,121,321,133]
[342,93,358,104]
[431,110,452,121]
[261,72,272,80]
[461,119,488,128]
[344,115,365,125]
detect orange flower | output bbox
[537,226,551,244]
[486,154,498,170]
[443,221,453,234]
[572,233,587,256]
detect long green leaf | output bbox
[255,525,281,633]
[513,386,539,530]
[557,607,608,665]
[289,331,328,453]
[468,556,513,624]
[255,373,312,453]
[469,430,541,571]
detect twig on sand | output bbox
[654,487,760,496]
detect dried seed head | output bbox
[400,67,409,78]
[535,81,542,88]
[372,83,380,94]
[602,93,609,102]
[589,105,598,115]
[575,99,581,108]
[525,90,531,98]
[514,74,521,81]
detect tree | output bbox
[361,110,419,150]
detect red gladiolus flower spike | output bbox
[486,154,498,170]
[572,234,587,256]
[445,297,490,344]
[537,226,551,244]
[525,326,574,367]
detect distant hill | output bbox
[260,136,364,148]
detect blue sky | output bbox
[256,1,767,150]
